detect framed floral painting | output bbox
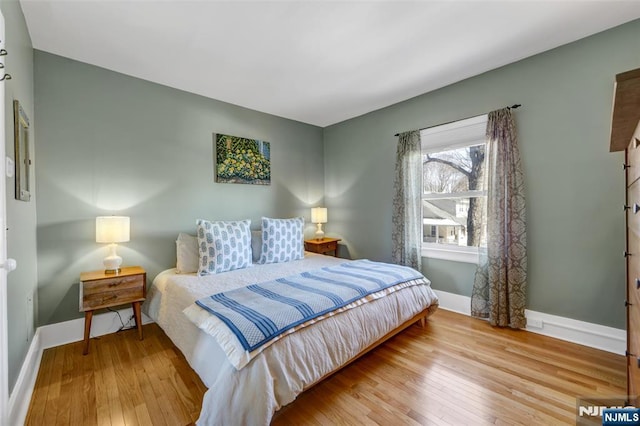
[214,133,271,185]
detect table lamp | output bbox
[96,216,130,274]
[311,207,327,240]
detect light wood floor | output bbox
[26,309,625,425]
[25,323,206,426]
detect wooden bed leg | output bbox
[419,317,426,328]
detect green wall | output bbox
[34,51,324,325]
[1,0,38,394]
[323,19,640,329]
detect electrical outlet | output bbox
[26,292,34,342]
[527,317,543,329]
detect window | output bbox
[421,115,488,263]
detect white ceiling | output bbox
[19,1,640,127]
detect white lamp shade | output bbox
[96,216,130,243]
[311,207,328,224]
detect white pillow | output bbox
[176,233,198,274]
[197,219,252,275]
[258,217,304,264]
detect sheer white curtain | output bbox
[471,108,527,328]
[392,130,422,271]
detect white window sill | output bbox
[421,246,479,264]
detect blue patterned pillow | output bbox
[196,219,252,275]
[259,217,304,264]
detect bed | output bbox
[144,227,438,425]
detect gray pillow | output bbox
[251,230,262,263]
[176,233,198,274]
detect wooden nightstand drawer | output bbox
[304,238,341,257]
[79,266,147,354]
[82,274,142,296]
[80,267,146,312]
[82,284,144,311]
[316,241,337,252]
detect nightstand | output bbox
[79,266,146,355]
[304,237,341,257]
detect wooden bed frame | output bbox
[272,307,433,420]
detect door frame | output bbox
[0,9,9,425]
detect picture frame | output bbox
[214,133,271,185]
[13,100,31,202]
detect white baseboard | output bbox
[432,290,471,316]
[7,307,154,426]
[523,309,626,356]
[8,328,42,426]
[433,289,626,355]
[39,306,153,350]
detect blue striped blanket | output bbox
[195,259,424,352]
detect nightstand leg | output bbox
[133,301,143,340]
[83,311,93,355]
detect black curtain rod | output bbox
[393,104,522,137]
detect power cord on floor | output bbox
[107,307,137,332]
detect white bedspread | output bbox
[145,253,438,425]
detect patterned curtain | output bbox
[391,130,422,271]
[471,108,527,328]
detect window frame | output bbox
[420,115,488,264]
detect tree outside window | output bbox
[420,115,488,257]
